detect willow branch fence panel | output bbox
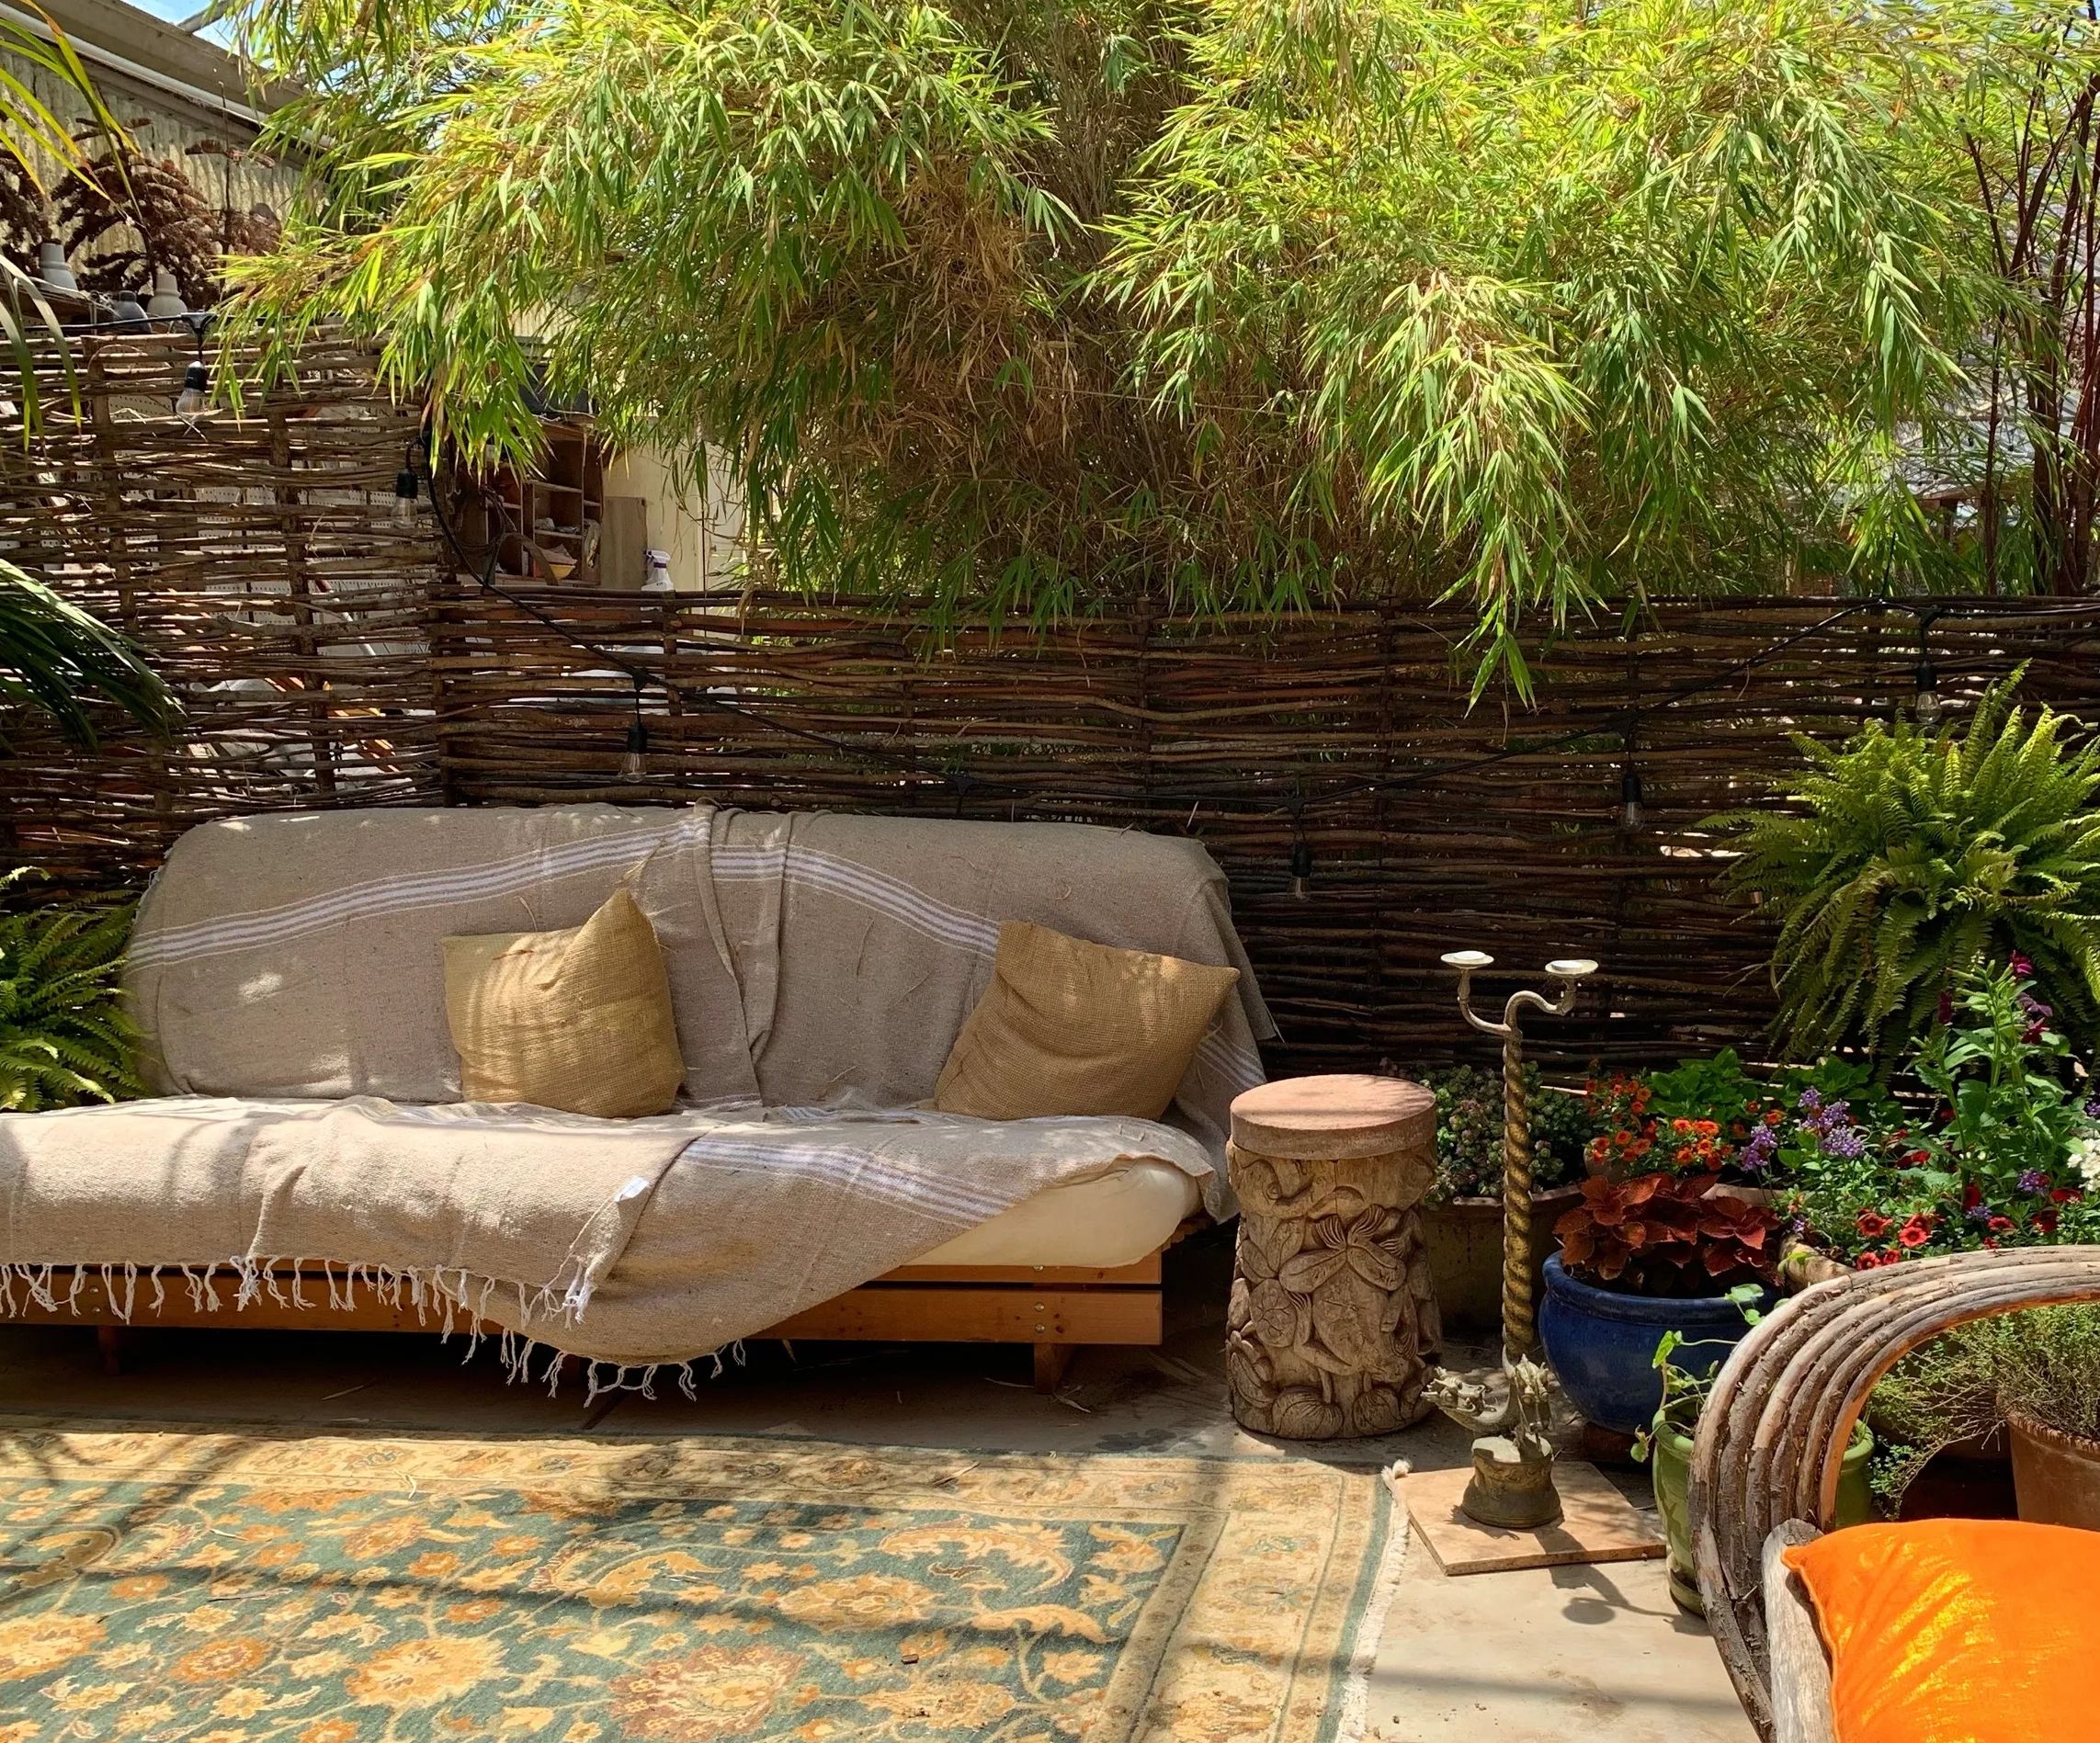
[3,336,2098,1073]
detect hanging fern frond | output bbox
[0,872,143,1111]
[1710,671,2100,1059]
[0,558,176,746]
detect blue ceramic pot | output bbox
[1538,1253,1770,1435]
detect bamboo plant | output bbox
[217,0,2077,696]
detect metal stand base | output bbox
[1459,1432,1564,1530]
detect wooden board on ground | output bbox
[1398,1459,1665,1576]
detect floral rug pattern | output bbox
[0,1427,1398,1743]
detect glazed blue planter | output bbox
[1538,1253,1771,1435]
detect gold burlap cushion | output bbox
[442,888,685,1118]
[932,921,1240,1121]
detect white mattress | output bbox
[912,1160,1201,1269]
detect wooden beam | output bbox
[885,1255,1161,1285]
[3,1267,1167,1351]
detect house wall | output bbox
[2,0,301,269]
[601,444,749,592]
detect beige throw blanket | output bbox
[0,1097,1219,1388]
[4,803,1269,1386]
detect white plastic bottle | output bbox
[641,548,673,592]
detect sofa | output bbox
[0,803,1274,1395]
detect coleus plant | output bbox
[1555,1171,1780,1298]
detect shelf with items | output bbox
[443,417,607,585]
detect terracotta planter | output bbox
[2008,1409,2100,1530]
[1419,1184,1580,1332]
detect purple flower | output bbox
[2085,1095,2100,1121]
[1822,1126,1867,1160]
[2018,1169,2049,1194]
[1966,1202,1995,1226]
[1742,1126,1779,1172]
[2011,953,2035,979]
[1797,1087,1824,1115]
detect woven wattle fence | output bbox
[3,334,2099,1072]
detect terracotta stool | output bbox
[1224,1074,1444,1439]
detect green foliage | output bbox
[0,876,143,1111]
[0,560,176,746]
[1584,1052,1893,1184]
[1714,674,2100,1059]
[0,15,129,431]
[1788,960,2100,1265]
[1424,1065,1589,1201]
[223,0,2043,695]
[1553,1171,1779,1297]
[1633,1286,1766,1458]
[1870,1306,2100,1510]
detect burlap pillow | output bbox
[932,921,1240,1121]
[442,887,684,1118]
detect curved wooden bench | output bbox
[1687,1245,2100,1742]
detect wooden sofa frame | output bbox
[4,1220,1204,1395]
[1686,1244,2100,1743]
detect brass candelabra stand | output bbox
[1425,949,1598,1529]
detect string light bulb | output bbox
[619,675,650,781]
[1913,653,1942,726]
[619,716,650,781]
[1619,765,1646,829]
[1288,837,1313,900]
[392,459,420,524]
[174,359,210,418]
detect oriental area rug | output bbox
[0,1425,1402,1743]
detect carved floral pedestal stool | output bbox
[1224,1073,1444,1439]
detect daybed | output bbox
[1686,1245,2100,1743]
[0,803,1274,1393]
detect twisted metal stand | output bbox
[1425,951,1595,1529]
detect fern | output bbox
[0,871,143,1110]
[1711,673,2100,1059]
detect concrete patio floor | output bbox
[0,1234,1754,1743]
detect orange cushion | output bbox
[1785,1519,2100,1743]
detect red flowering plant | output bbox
[1554,1171,1781,1298]
[1584,1050,1880,1186]
[1790,961,2100,1267]
[1583,1072,1656,1176]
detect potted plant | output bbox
[1711,673,2100,1062]
[1787,961,2099,1272]
[1637,1306,1875,1613]
[1869,1305,2100,1527]
[1540,1171,1780,1434]
[1419,1065,1590,1330]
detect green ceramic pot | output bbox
[1652,1417,1874,1614]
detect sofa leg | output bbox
[1032,1342,1074,1393]
[96,1324,131,1376]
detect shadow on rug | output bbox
[0,1425,1403,1741]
